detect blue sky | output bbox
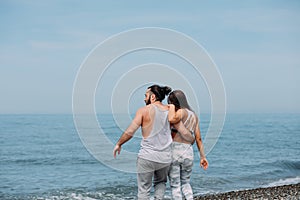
[1,0,300,114]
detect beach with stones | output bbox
[194,183,300,200]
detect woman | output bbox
[167,90,208,200]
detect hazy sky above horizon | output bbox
[1,0,300,114]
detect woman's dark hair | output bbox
[167,90,192,111]
[148,85,172,102]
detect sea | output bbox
[1,113,299,200]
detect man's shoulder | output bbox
[137,105,152,113]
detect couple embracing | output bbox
[113,84,208,200]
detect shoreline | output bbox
[194,183,300,199]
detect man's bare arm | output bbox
[113,108,143,158]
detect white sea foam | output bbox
[265,176,300,187]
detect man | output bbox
[113,84,172,199]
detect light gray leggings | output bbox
[169,142,194,200]
[137,157,171,200]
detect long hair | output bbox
[167,90,192,111]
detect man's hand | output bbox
[113,144,121,158]
[200,157,208,170]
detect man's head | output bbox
[144,85,172,105]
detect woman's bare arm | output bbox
[194,117,208,170]
[173,121,195,143]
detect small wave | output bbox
[55,185,136,200]
[265,176,300,187]
[2,190,137,200]
[242,159,300,172]
[4,156,99,166]
[277,160,300,171]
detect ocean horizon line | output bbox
[1,112,300,115]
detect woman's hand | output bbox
[168,104,175,110]
[200,157,209,170]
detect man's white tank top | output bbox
[138,105,172,163]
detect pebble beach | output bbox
[194,183,300,200]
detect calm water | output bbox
[0,113,299,199]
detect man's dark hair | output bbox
[148,85,172,102]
